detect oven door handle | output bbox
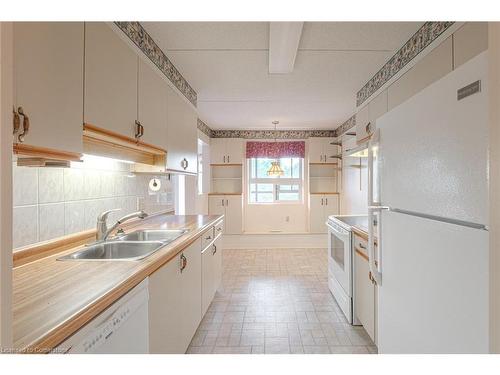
[325,222,349,239]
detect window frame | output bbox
[247,157,304,204]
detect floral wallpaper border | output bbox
[334,115,356,137]
[114,22,197,107]
[211,129,337,139]
[356,21,455,107]
[197,119,214,138]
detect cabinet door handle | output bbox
[181,158,189,170]
[226,199,228,206]
[227,155,230,163]
[369,271,376,285]
[222,199,224,206]
[135,120,143,139]
[17,107,30,143]
[180,253,187,273]
[205,235,212,241]
[321,198,324,205]
[359,243,366,250]
[212,244,217,255]
[13,107,20,135]
[216,227,222,232]
[325,198,328,205]
[223,155,226,163]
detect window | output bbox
[197,139,209,194]
[248,157,303,203]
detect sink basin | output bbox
[116,229,187,243]
[57,241,165,261]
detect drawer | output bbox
[353,235,368,257]
[201,226,215,250]
[214,220,224,238]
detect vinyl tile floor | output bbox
[187,248,377,354]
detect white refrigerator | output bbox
[367,51,490,353]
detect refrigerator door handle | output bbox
[368,131,383,285]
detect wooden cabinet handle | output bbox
[181,158,189,170]
[17,107,30,143]
[135,120,143,139]
[180,253,187,273]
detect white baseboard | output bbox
[219,233,328,249]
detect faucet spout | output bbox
[98,210,148,241]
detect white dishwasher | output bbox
[54,279,149,354]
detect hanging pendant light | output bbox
[267,121,285,176]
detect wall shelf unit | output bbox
[309,163,340,195]
[210,164,243,194]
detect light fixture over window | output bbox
[267,121,285,176]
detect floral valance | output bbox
[246,141,305,159]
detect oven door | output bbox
[326,222,352,296]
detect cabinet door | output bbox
[212,240,222,293]
[149,252,183,353]
[225,138,244,164]
[14,22,84,153]
[309,195,326,233]
[138,59,168,149]
[201,244,214,316]
[166,86,198,173]
[210,138,226,164]
[224,196,242,234]
[308,137,325,163]
[209,196,226,217]
[356,104,370,144]
[324,195,339,217]
[179,238,202,352]
[354,250,375,341]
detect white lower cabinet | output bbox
[208,195,242,234]
[310,194,339,233]
[202,228,223,315]
[353,235,376,343]
[149,238,202,354]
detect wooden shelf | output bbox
[310,192,340,195]
[208,192,242,196]
[309,162,338,166]
[210,163,243,167]
[13,143,82,163]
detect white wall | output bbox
[341,135,368,215]
[243,139,309,233]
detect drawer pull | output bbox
[358,243,366,250]
[212,244,217,255]
[205,235,212,240]
[17,107,30,143]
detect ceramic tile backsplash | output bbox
[12,156,174,249]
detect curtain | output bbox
[246,141,305,159]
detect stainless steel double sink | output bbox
[57,229,187,261]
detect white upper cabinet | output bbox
[211,138,243,164]
[309,137,339,163]
[166,85,198,174]
[356,90,388,144]
[14,22,84,153]
[84,22,138,138]
[137,59,168,149]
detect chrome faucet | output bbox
[96,209,148,241]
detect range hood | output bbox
[345,143,368,158]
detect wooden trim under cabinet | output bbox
[309,192,340,195]
[210,163,243,167]
[13,143,82,162]
[208,192,242,196]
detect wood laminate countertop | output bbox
[12,214,223,353]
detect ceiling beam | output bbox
[268,22,304,74]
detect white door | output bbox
[225,138,244,164]
[14,22,84,153]
[137,59,168,149]
[179,239,202,352]
[224,196,242,234]
[149,253,183,353]
[323,195,339,217]
[209,196,225,216]
[210,138,226,164]
[378,212,488,353]
[84,22,138,138]
[309,195,326,233]
[354,251,375,341]
[166,86,197,174]
[308,138,325,163]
